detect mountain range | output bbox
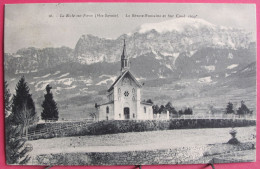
[4,18,256,120]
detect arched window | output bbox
[132,96,135,101]
[119,114,121,118]
[118,88,121,94]
[133,114,135,118]
[132,88,135,94]
[106,106,109,114]
[144,107,146,113]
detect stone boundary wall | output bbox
[31,142,255,165]
[28,119,256,140]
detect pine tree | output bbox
[5,82,31,164]
[152,105,159,114]
[4,81,11,116]
[165,102,178,116]
[237,101,253,117]
[158,105,165,114]
[41,85,59,121]
[5,121,31,164]
[11,76,37,136]
[226,102,235,114]
[165,102,173,111]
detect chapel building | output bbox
[96,40,153,121]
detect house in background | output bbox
[96,40,153,121]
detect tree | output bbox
[41,85,59,121]
[208,105,218,115]
[237,101,253,117]
[146,99,153,104]
[158,105,165,114]
[152,105,159,114]
[5,81,31,164]
[165,102,178,117]
[165,102,173,111]
[178,110,184,116]
[184,108,193,115]
[89,111,96,120]
[11,76,37,136]
[4,81,11,116]
[226,102,235,114]
[5,120,31,164]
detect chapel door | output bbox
[124,107,130,120]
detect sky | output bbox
[4,3,256,53]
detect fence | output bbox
[174,114,256,120]
[175,114,256,120]
[153,113,256,121]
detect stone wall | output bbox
[28,119,256,140]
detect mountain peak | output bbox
[136,18,217,34]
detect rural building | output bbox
[96,40,153,121]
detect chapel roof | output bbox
[97,101,114,107]
[107,70,142,92]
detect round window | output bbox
[124,91,129,97]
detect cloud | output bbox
[4,3,256,53]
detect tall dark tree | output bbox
[5,81,31,164]
[5,123,31,164]
[178,110,184,116]
[152,105,159,114]
[4,81,11,116]
[11,76,37,136]
[41,85,59,121]
[158,105,165,114]
[165,102,173,111]
[165,102,178,116]
[226,102,235,114]
[237,101,253,117]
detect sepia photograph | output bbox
[4,3,256,165]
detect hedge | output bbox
[27,119,256,140]
[87,119,256,135]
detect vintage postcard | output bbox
[4,3,256,165]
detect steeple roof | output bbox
[121,39,128,59]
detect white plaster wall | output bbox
[139,104,153,120]
[97,72,154,121]
[147,106,153,119]
[114,75,139,120]
[98,104,114,121]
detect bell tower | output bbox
[121,39,130,73]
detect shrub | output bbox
[27,119,256,140]
[86,120,171,135]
